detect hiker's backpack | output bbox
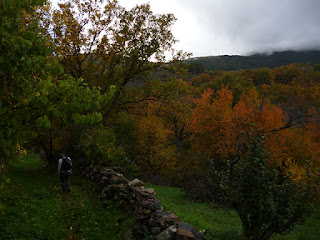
[61,156,72,171]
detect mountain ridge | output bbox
[186,50,320,71]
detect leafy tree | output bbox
[187,88,269,166]
[187,87,319,180]
[186,86,320,238]
[257,64,320,117]
[0,0,52,174]
[189,73,212,87]
[210,132,319,240]
[135,114,176,175]
[49,0,183,121]
[25,77,115,165]
[313,64,320,72]
[199,71,255,102]
[125,78,193,165]
[273,63,304,84]
[187,62,205,74]
[252,67,274,86]
[77,124,126,167]
[0,0,116,168]
[0,0,51,218]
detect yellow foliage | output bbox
[135,115,176,174]
[16,143,27,155]
[285,157,307,182]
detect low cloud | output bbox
[59,0,320,56]
[172,0,320,56]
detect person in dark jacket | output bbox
[57,152,72,193]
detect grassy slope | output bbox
[146,184,320,240]
[0,154,135,240]
[2,154,318,240]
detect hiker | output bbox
[57,152,72,193]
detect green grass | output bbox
[2,155,318,240]
[146,183,320,240]
[0,154,135,240]
[145,183,242,240]
[271,207,320,240]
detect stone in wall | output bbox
[82,166,203,240]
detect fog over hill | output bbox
[186,50,320,71]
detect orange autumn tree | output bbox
[303,109,320,169]
[187,87,313,172]
[188,87,320,240]
[188,88,236,166]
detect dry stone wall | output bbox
[82,167,204,240]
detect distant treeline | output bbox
[186,50,320,72]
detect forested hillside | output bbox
[187,50,320,71]
[1,1,320,240]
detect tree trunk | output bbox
[40,141,56,168]
[0,158,8,176]
[261,230,275,240]
[103,88,122,123]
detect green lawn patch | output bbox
[146,183,320,240]
[145,183,242,240]
[0,154,135,240]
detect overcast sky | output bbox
[52,0,320,57]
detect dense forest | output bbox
[1,1,320,240]
[186,50,320,71]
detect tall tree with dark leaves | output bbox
[49,0,184,121]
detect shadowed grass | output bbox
[2,155,318,240]
[145,183,242,240]
[0,154,135,240]
[146,183,320,240]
